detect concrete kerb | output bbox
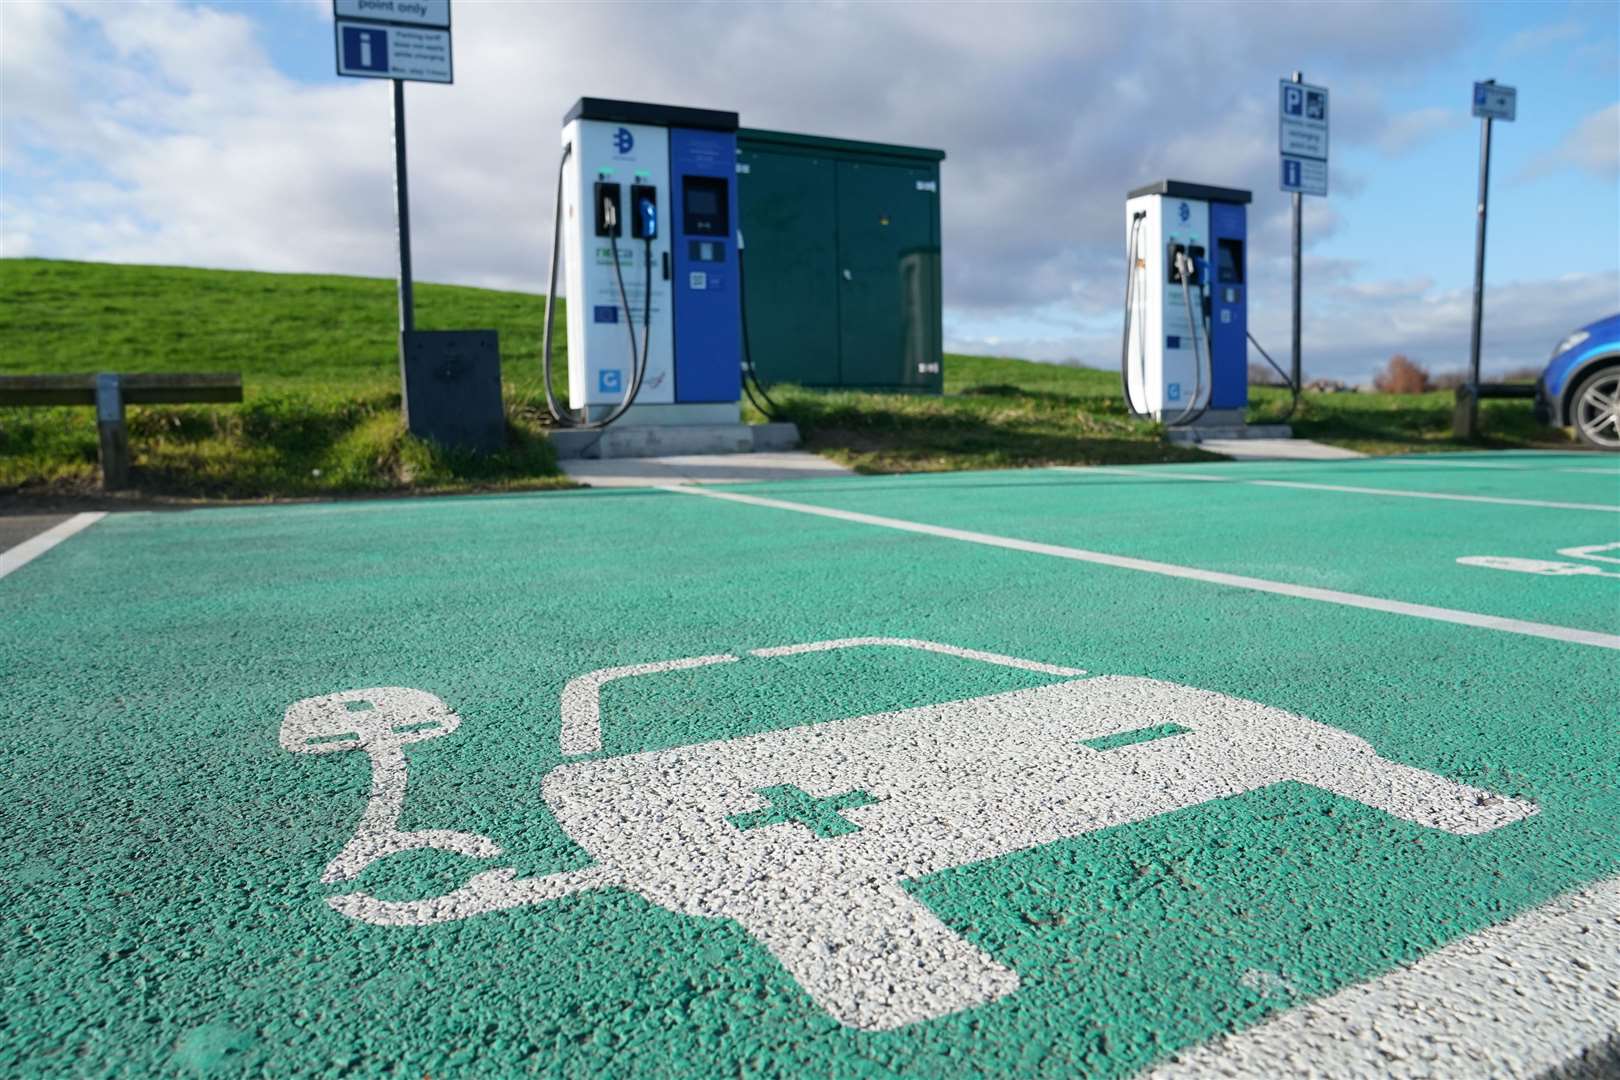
[548,421,800,460]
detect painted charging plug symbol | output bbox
[279,688,502,882]
[282,638,1538,1032]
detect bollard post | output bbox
[1453,383,1480,441]
[95,373,130,489]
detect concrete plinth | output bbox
[548,422,800,460]
[1165,424,1294,444]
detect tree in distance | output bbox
[1374,354,1433,394]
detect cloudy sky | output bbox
[2,0,1616,381]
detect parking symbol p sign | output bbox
[1283,85,1303,116]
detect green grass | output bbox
[1257,384,1568,454]
[754,354,1571,474]
[0,257,1576,499]
[759,356,1220,471]
[1,258,573,498]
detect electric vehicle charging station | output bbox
[545,98,745,431]
[1122,181,1253,429]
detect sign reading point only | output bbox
[333,0,451,84]
[334,0,449,29]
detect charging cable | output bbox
[539,144,654,431]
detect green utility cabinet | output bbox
[737,129,945,393]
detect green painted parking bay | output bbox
[2,453,1616,1076]
[726,455,1620,636]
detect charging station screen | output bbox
[687,188,718,216]
[682,177,729,236]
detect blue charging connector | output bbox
[631,184,657,240]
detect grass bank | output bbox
[0,257,1575,499]
[758,354,1569,473]
[1,258,573,498]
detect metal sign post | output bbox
[333,0,453,341]
[1279,72,1329,396]
[1467,80,1516,392]
[392,79,414,333]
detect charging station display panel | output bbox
[561,119,674,409]
[670,127,742,404]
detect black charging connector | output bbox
[594,181,622,237]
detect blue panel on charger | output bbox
[1207,200,1248,410]
[670,127,742,404]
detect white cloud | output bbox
[5,0,1607,386]
[951,268,1620,383]
[1501,19,1583,57]
[1516,102,1620,183]
[1375,106,1466,156]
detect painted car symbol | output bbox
[281,638,1538,1031]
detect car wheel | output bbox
[1570,366,1620,450]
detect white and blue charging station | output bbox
[1122,180,1252,428]
[543,98,744,430]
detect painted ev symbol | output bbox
[281,638,1538,1031]
[1458,541,1620,579]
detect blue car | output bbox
[1536,312,1620,449]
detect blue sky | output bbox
[2,0,1616,381]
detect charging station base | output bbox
[1165,423,1294,445]
[549,422,799,460]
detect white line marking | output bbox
[560,655,739,755]
[1143,872,1620,1080]
[1383,458,1527,470]
[1082,467,1228,483]
[1068,467,1620,513]
[1564,466,1620,476]
[0,512,107,581]
[661,486,1620,651]
[1250,478,1618,512]
[750,637,1085,677]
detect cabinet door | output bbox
[735,150,839,387]
[835,161,940,389]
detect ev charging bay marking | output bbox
[1385,458,1620,477]
[665,485,1620,649]
[3,467,1617,1077]
[283,641,1536,1032]
[1458,542,1620,580]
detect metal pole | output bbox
[1468,82,1494,389]
[391,78,415,335]
[1290,70,1303,396]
